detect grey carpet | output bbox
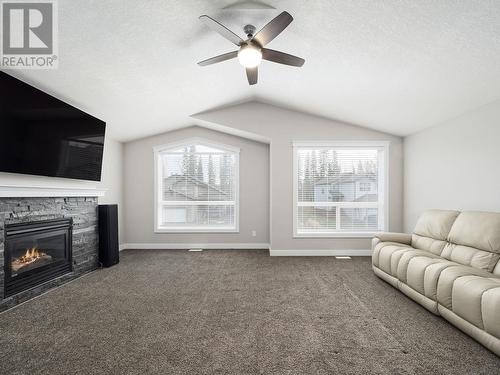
[0,250,499,375]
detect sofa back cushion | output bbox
[441,244,499,272]
[411,234,447,255]
[411,210,460,254]
[448,211,500,253]
[442,211,500,272]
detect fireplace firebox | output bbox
[4,218,73,297]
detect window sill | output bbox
[155,227,239,234]
[293,232,377,239]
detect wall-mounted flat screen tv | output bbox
[0,72,106,181]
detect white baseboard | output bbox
[269,249,372,256]
[119,243,270,251]
[119,245,371,256]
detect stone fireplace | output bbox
[0,196,99,311]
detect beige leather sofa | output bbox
[372,209,500,356]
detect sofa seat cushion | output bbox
[452,276,500,330]
[376,245,414,276]
[405,256,455,297]
[422,261,459,301]
[437,266,498,309]
[482,283,500,339]
[372,241,412,269]
[396,251,442,283]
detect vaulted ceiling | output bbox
[5,0,500,141]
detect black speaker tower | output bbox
[98,204,119,267]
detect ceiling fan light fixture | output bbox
[238,45,262,68]
[198,12,304,84]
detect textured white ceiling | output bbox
[5,0,500,141]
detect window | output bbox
[359,182,371,192]
[293,141,388,237]
[154,138,239,232]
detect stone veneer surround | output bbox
[0,197,99,311]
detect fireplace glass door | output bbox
[4,219,72,297]
[9,232,68,277]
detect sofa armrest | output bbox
[374,232,412,245]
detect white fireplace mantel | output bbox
[0,184,107,198]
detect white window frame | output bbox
[153,137,240,233]
[292,140,389,238]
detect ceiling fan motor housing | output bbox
[244,24,256,38]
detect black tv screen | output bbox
[0,72,106,181]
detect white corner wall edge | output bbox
[119,243,270,251]
[0,185,107,197]
[269,249,372,256]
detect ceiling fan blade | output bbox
[252,11,293,46]
[246,67,258,85]
[198,51,238,66]
[262,48,305,67]
[199,15,244,46]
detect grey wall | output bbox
[193,101,404,252]
[123,126,270,245]
[404,100,500,232]
[97,138,124,244]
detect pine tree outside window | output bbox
[293,141,389,237]
[154,138,240,232]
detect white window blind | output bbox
[293,142,387,236]
[154,139,239,232]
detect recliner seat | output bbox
[372,209,500,356]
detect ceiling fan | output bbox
[197,11,305,85]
